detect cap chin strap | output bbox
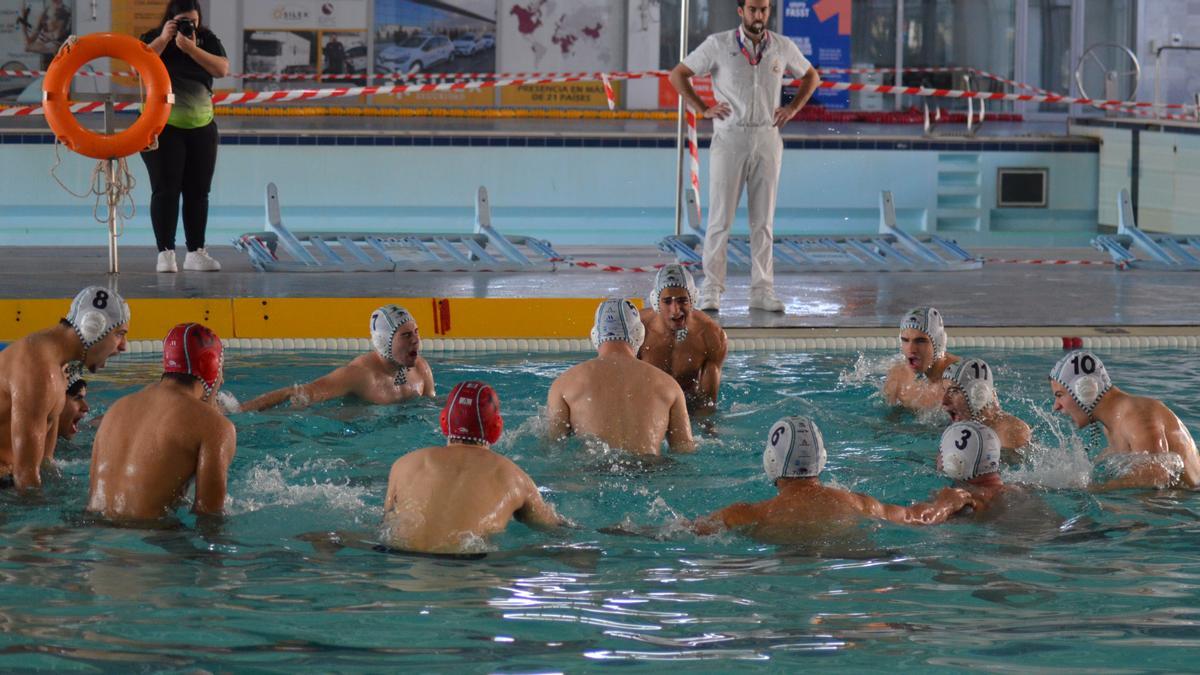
[393,366,408,387]
[674,328,688,343]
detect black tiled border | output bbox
[0,132,1098,152]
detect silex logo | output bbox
[272,5,310,22]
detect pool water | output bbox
[3,348,1199,670]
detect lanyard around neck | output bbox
[737,26,768,66]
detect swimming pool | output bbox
[2,348,1198,670]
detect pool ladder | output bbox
[233,184,567,273]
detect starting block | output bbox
[658,190,982,272]
[234,184,567,273]
[1092,189,1200,270]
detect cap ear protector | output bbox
[66,286,130,352]
[162,323,224,401]
[900,306,947,360]
[950,358,997,419]
[938,421,1001,480]
[590,298,646,352]
[763,416,827,480]
[1049,350,1112,419]
[440,381,504,446]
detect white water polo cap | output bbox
[649,264,698,309]
[649,264,698,342]
[900,306,947,359]
[591,299,645,351]
[939,421,1001,480]
[66,286,130,350]
[763,416,827,480]
[950,358,997,418]
[1049,350,1113,417]
[370,304,415,363]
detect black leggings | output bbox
[140,121,219,252]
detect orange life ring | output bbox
[43,33,173,160]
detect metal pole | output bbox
[673,0,691,236]
[894,0,904,111]
[104,98,119,275]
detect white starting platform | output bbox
[1092,189,1200,271]
[658,191,982,273]
[234,184,567,273]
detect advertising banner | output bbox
[373,0,496,107]
[781,0,851,109]
[243,0,369,90]
[0,0,72,101]
[498,0,623,107]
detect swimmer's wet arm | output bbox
[692,503,754,535]
[700,331,728,406]
[9,376,59,489]
[193,422,236,515]
[418,359,436,399]
[667,390,696,454]
[860,488,969,526]
[545,380,572,441]
[516,492,566,529]
[238,385,300,413]
[1091,462,1174,492]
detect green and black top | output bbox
[140,27,226,130]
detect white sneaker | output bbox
[156,249,178,273]
[749,288,786,312]
[183,248,222,272]
[699,285,721,311]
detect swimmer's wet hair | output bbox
[161,372,199,387]
[67,379,86,397]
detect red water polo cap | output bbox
[163,323,223,396]
[440,380,503,445]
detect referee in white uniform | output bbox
[669,0,820,312]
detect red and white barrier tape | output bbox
[685,109,702,225]
[985,258,1114,266]
[550,258,698,273]
[0,68,668,82]
[3,70,1195,119]
[600,73,616,111]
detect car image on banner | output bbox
[374,0,496,76]
[376,34,454,74]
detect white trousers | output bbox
[701,127,783,294]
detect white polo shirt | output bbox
[682,28,812,132]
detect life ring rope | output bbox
[42,32,172,160]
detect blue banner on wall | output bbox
[781,0,851,109]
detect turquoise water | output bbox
[3,348,1199,670]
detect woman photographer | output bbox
[140,0,229,272]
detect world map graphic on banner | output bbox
[506,0,613,68]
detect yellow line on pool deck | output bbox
[0,297,624,341]
[2,297,1199,343]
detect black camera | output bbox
[176,18,195,38]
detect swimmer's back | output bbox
[89,384,234,519]
[554,355,685,455]
[382,445,535,554]
[1106,392,1200,486]
[718,485,878,544]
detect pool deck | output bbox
[1,243,1198,344]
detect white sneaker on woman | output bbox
[183,248,221,271]
[156,249,178,273]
